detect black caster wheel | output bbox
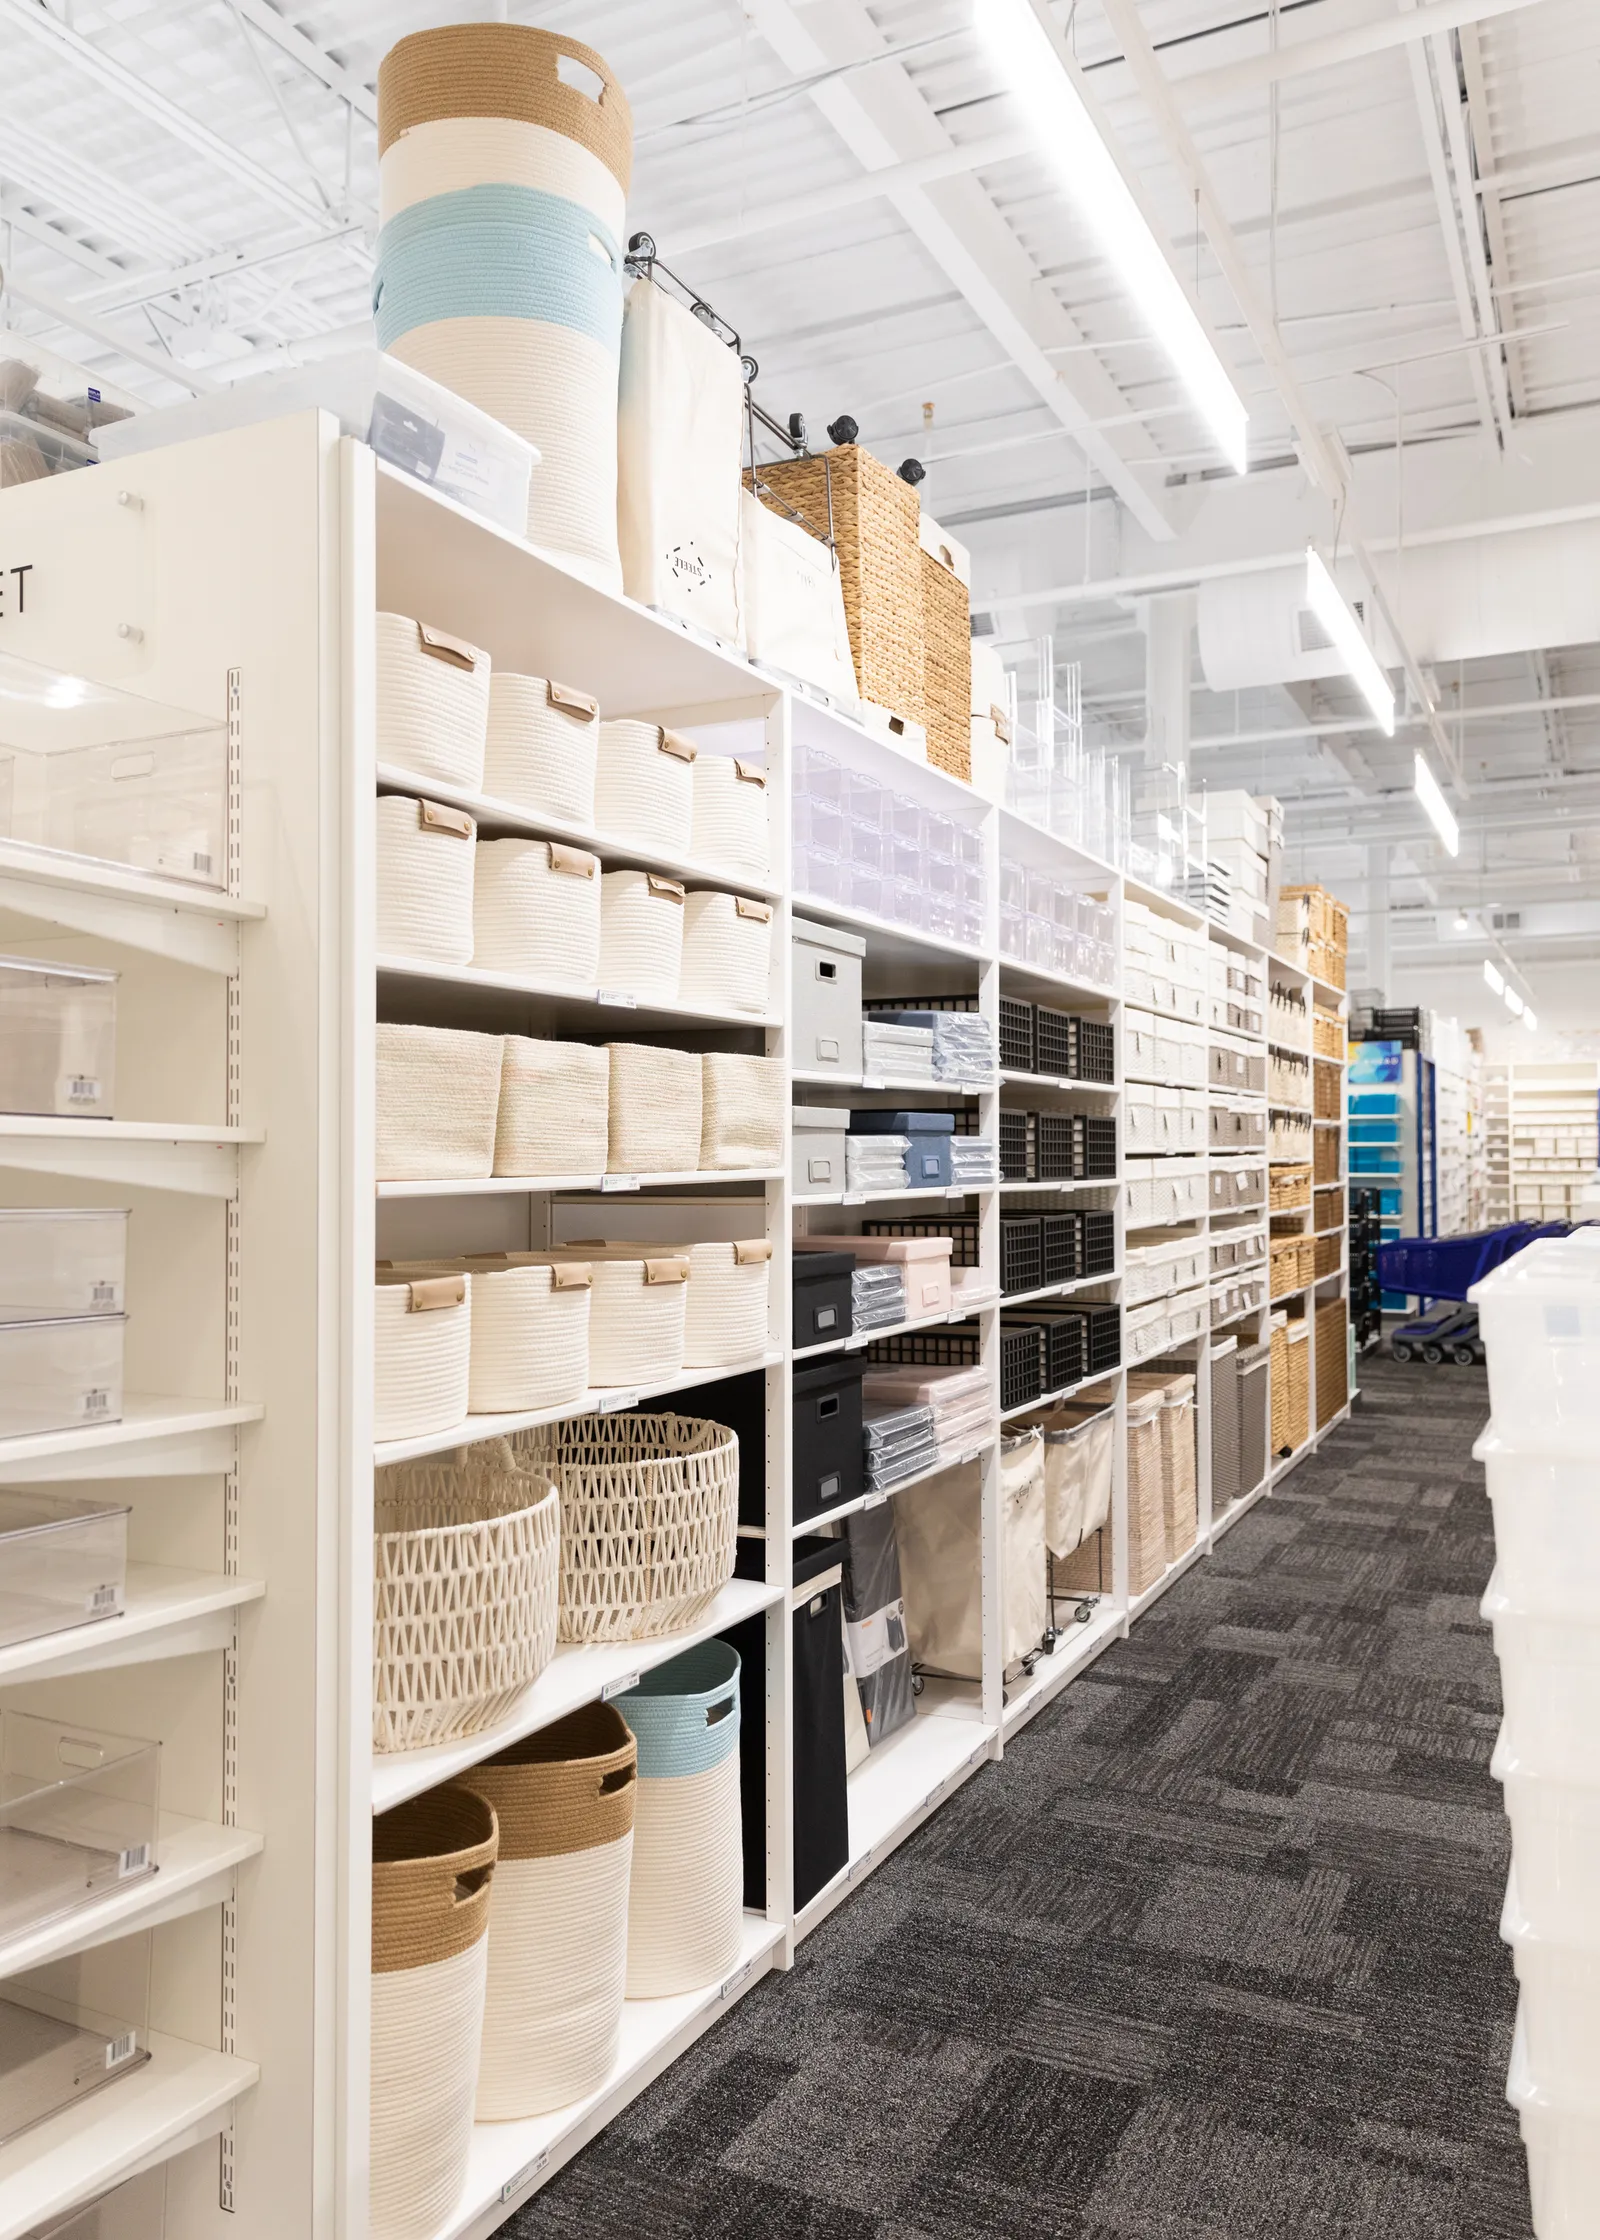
[1022,1651,1039,1676]
[1392,1341,1414,1363]
[1451,1344,1477,1366]
[1041,1626,1062,1654]
[1423,1344,1444,1365]
[1075,1599,1095,1625]
[910,1671,925,1698]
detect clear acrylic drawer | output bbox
[0,956,117,1119]
[23,2168,167,2237]
[0,1494,129,1648]
[0,1315,125,1439]
[0,1937,150,2149]
[0,1211,128,1324]
[0,1713,158,1943]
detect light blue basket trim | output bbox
[617,1638,741,1780]
[373,182,624,355]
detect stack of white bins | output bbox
[1199,791,1281,950]
[1471,1232,1600,2234]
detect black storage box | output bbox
[1035,1112,1076,1181]
[999,997,1035,1074]
[1041,1211,1081,1287]
[1026,1303,1088,1391]
[793,1357,866,1525]
[794,1250,855,1350]
[1001,1213,1043,1295]
[1082,1208,1116,1277]
[1000,1320,1045,1411]
[999,1107,1035,1182]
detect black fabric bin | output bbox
[793,1357,865,1524]
[794,1250,855,1349]
[792,1572,849,1909]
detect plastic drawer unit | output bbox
[0,1209,128,1323]
[793,1107,849,1199]
[0,1492,130,1647]
[791,917,864,1080]
[849,1110,955,1189]
[0,957,117,1119]
[793,1250,855,1350]
[792,1358,865,1525]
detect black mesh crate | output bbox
[1000,1322,1046,1412]
[866,993,978,1014]
[1082,1209,1116,1278]
[1082,1303,1121,1373]
[999,997,1035,1074]
[867,1325,981,1369]
[1041,1212,1081,1287]
[1035,1112,1077,1181]
[999,1107,1035,1182]
[866,1216,980,1269]
[1082,1115,1117,1179]
[1000,1215,1043,1295]
[1035,1007,1078,1079]
[1077,1018,1115,1084]
[1026,1305,1087,1392]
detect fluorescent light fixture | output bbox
[1303,549,1396,735]
[1524,1009,1539,1033]
[1506,987,1525,1017]
[1484,961,1505,996]
[980,0,1249,473]
[1412,752,1459,856]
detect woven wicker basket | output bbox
[920,546,972,781]
[516,1412,738,1643]
[373,1442,560,1751]
[700,1052,784,1171]
[1270,1318,1290,1455]
[690,756,770,879]
[682,1238,772,1368]
[377,1025,504,1182]
[495,1034,609,1177]
[1286,1321,1310,1451]
[375,613,491,791]
[548,1247,688,1387]
[595,721,695,856]
[617,1638,742,1994]
[376,795,476,964]
[678,890,772,1016]
[1053,1524,1111,1595]
[1316,1298,1348,1426]
[473,837,601,986]
[1269,1164,1313,1212]
[1269,1235,1302,1299]
[461,1254,592,1414]
[483,673,600,826]
[607,1042,703,1174]
[1126,1390,1166,1595]
[1314,1127,1341,1185]
[374,1272,471,1443]
[598,869,684,1002]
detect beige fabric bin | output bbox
[483,672,600,826]
[1127,1389,1167,1595]
[495,1035,609,1178]
[700,1052,784,1171]
[377,1025,504,1182]
[678,890,773,1016]
[375,613,492,791]
[607,1043,703,1174]
[473,837,601,986]
[594,720,695,855]
[896,1432,1046,1677]
[374,1271,471,1443]
[598,869,684,1003]
[376,796,476,964]
[690,755,770,879]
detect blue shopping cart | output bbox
[1377,1223,1569,1364]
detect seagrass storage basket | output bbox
[678,891,773,1015]
[550,1247,689,1386]
[460,1255,592,1414]
[1270,1315,1290,1455]
[374,1271,471,1443]
[373,1442,560,1751]
[690,756,770,879]
[483,672,600,826]
[595,721,695,856]
[464,1704,636,2119]
[607,1042,703,1174]
[1270,1163,1313,1212]
[1126,1388,1166,1595]
[700,1052,784,1171]
[598,869,684,1002]
[377,1024,504,1181]
[1316,1297,1348,1426]
[1133,1368,1197,1563]
[1286,1319,1310,1451]
[516,1411,738,1642]
[682,1238,772,1368]
[617,1639,743,1994]
[375,613,491,791]
[376,795,476,964]
[495,1035,609,1177]
[921,544,972,781]
[1314,1126,1341,1185]
[472,839,601,986]
[370,1786,498,2240]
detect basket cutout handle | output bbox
[704,1695,736,1727]
[990,704,1012,745]
[549,842,599,878]
[407,1275,466,1312]
[420,799,474,839]
[735,897,773,923]
[598,1763,636,1796]
[733,1240,773,1265]
[452,1862,494,1903]
[657,728,697,763]
[56,1733,109,1771]
[547,679,599,719]
[733,759,767,788]
[646,875,686,903]
[417,623,484,672]
[644,1257,689,1285]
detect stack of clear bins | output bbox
[0,1209,129,1441]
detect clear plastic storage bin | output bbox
[1483,1570,1600,1783]
[0,957,117,1119]
[0,1315,125,1438]
[0,1211,128,1324]
[23,2165,168,2237]
[1471,1237,1600,1451]
[1508,2010,1600,2240]
[1493,1727,1600,1944]
[1476,1429,1600,1607]
[0,1712,158,1941]
[0,1936,150,2148]
[1502,1870,1600,2092]
[0,1494,129,1648]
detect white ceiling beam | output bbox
[1,272,218,392]
[1179,0,1551,106]
[1398,1,1500,441]
[221,0,377,124]
[0,116,210,263]
[79,225,369,316]
[0,196,137,285]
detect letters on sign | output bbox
[0,565,34,616]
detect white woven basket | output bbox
[376,795,477,964]
[374,1272,471,1443]
[690,756,770,879]
[483,672,600,826]
[462,1256,592,1414]
[626,1753,741,1995]
[677,890,773,1015]
[375,612,492,791]
[594,721,695,855]
[683,1239,772,1369]
[373,1443,560,1750]
[607,1042,703,1175]
[377,1025,504,1182]
[700,1052,784,1171]
[473,838,601,986]
[380,115,628,241]
[598,870,684,1003]
[550,1248,688,1387]
[495,1035,609,1177]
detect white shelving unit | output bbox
[1505,1060,1600,1223]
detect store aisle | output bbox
[511,1359,1528,2240]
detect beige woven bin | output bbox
[700,1052,784,1171]
[683,1239,772,1368]
[460,1255,592,1414]
[607,1042,703,1175]
[375,613,492,791]
[377,1025,504,1182]
[549,1246,689,1387]
[598,869,684,1003]
[376,796,476,964]
[371,1786,497,2240]
[473,838,601,986]
[1134,1368,1198,1563]
[594,721,695,856]
[690,756,770,880]
[920,545,972,781]
[495,1035,609,1177]
[483,672,600,826]
[373,1441,560,1752]
[678,891,773,1016]
[464,1704,636,2120]
[374,1272,471,1443]
[1126,1388,1167,1595]
[516,1411,738,1642]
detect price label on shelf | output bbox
[719,1961,754,2003]
[598,1389,639,1413]
[601,1174,639,1192]
[601,1672,641,1702]
[861,1076,885,1091]
[596,989,637,1008]
[502,2152,550,2204]
[863,1491,888,1510]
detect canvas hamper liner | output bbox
[374,613,491,790]
[495,1034,608,1177]
[681,1238,772,1368]
[617,1639,742,1995]
[678,891,773,1016]
[472,837,601,986]
[373,1271,471,1442]
[618,277,744,642]
[376,795,476,964]
[464,1703,636,2119]
[690,756,770,879]
[1040,1400,1114,1558]
[548,1246,688,1387]
[897,1438,1045,1679]
[377,1024,503,1181]
[483,672,600,826]
[459,1254,592,1413]
[371,1785,498,2240]
[607,1041,703,1174]
[700,1051,783,1172]
[598,869,684,1003]
[516,1411,738,1643]
[736,484,858,703]
[1135,1369,1197,1562]
[373,1441,560,1751]
[595,721,695,856]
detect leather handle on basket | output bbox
[735,897,773,922]
[547,679,599,719]
[646,875,686,903]
[420,799,474,838]
[990,704,1012,745]
[644,1257,689,1285]
[551,1263,592,1289]
[733,759,767,788]
[657,728,697,763]
[417,623,485,672]
[549,842,599,878]
[734,1240,773,1264]
[406,1275,467,1312]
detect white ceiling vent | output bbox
[1199,568,1393,693]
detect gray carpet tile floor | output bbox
[508,1355,1527,2239]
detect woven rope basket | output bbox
[473,837,601,986]
[380,115,626,238]
[378,23,633,190]
[920,547,972,781]
[690,756,770,880]
[598,869,684,1003]
[375,613,491,790]
[700,1052,784,1171]
[547,1249,688,1387]
[618,1639,742,1995]
[377,1025,503,1182]
[1126,1391,1167,1596]
[607,1042,703,1175]
[516,1412,737,1642]
[462,1255,592,1414]
[376,795,476,964]
[483,671,599,826]
[682,1239,772,1369]
[1270,1320,1290,1454]
[374,1442,560,1751]
[374,1272,471,1443]
[594,721,695,857]
[495,1034,608,1177]
[1287,1321,1310,1451]
[678,890,772,1016]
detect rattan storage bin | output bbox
[483,672,599,826]
[547,1247,689,1387]
[1316,1297,1348,1426]
[691,756,770,880]
[678,891,773,1016]
[517,1411,738,1641]
[1053,1524,1111,1595]
[495,1035,609,1178]
[1314,1127,1341,1185]
[682,1238,772,1368]
[374,1271,471,1442]
[1126,1389,1167,1595]
[376,795,476,964]
[618,1639,743,1995]
[1315,1185,1345,1232]
[1270,1164,1313,1212]
[1210,1338,1240,1514]
[700,1052,784,1171]
[598,869,684,1002]
[1270,1315,1290,1456]
[1286,1319,1310,1451]
[377,1024,504,1181]
[473,838,601,986]
[1314,1059,1343,1120]
[1313,1005,1345,1061]
[921,544,972,780]
[460,1255,592,1413]
[375,612,491,791]
[607,1042,703,1174]
[595,721,695,856]
[1270,1235,1304,1299]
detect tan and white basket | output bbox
[682,1239,772,1368]
[376,613,492,791]
[461,1255,592,1414]
[376,1025,504,1182]
[598,869,684,1003]
[376,796,477,964]
[548,1247,688,1387]
[373,1441,561,1751]
[516,1412,738,1642]
[690,756,770,879]
[594,721,695,855]
[700,1052,784,1172]
[677,891,773,1016]
[607,1042,703,1175]
[374,1271,472,1443]
[617,1640,742,1994]
[495,1035,609,1177]
[483,672,600,826]
[473,838,601,986]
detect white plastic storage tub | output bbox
[594,722,695,856]
[376,1024,503,1183]
[1493,1728,1600,1944]
[1477,1429,1600,1607]
[495,1036,609,1179]
[482,673,599,826]
[0,956,117,1119]
[678,892,773,1016]
[691,756,770,880]
[598,870,684,1004]
[791,917,864,1079]
[375,613,491,790]
[0,1315,125,1438]
[0,1491,128,1646]
[373,1272,471,1444]
[0,1210,127,1322]
[472,839,600,987]
[375,796,476,964]
[1472,1238,1600,1452]
[1482,1570,1600,1782]
[1502,1871,1600,2093]
[1508,2009,1600,2237]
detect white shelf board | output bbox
[1206,920,1268,960]
[0,1813,261,1978]
[1123,873,1206,927]
[0,1396,263,1485]
[377,955,778,1036]
[0,1117,263,1199]
[0,1566,264,1687]
[1001,1600,1123,1738]
[1001,1365,1121,1422]
[793,1183,982,1209]
[371,1575,780,1815]
[996,805,1118,884]
[1127,1536,1209,1621]
[0,841,263,977]
[793,1306,966,1363]
[789,893,983,971]
[1001,1271,1120,1310]
[378,1167,781,1201]
[997,956,1119,1007]
[999,1070,1117,1097]
[792,1072,996,1098]
[998,1176,1117,1194]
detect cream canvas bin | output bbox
[896,1435,1045,1679]
[691,755,770,880]
[795,1232,952,1321]
[495,1036,609,1179]
[482,672,600,826]
[376,795,476,964]
[373,1272,470,1442]
[680,1239,772,1368]
[678,891,773,1016]
[375,613,492,791]
[793,1106,848,1198]
[1124,1235,1206,1306]
[546,1247,689,1387]
[1125,1157,1206,1228]
[376,1024,503,1182]
[0,956,117,1120]
[1122,1009,1164,1084]
[700,1052,784,1172]
[617,1640,742,1996]
[598,869,685,1003]
[594,721,695,856]
[472,839,601,987]
[607,1043,703,1175]
[791,917,864,1079]
[1040,1401,1114,1557]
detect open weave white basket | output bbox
[699,1052,784,1171]
[682,1239,772,1369]
[376,796,477,964]
[690,756,770,879]
[594,721,694,855]
[607,1042,703,1174]
[495,1035,608,1177]
[375,612,492,790]
[373,1442,560,1750]
[374,1273,471,1443]
[473,838,600,986]
[598,870,684,1003]
[377,1025,504,1182]
[514,1411,738,1642]
[550,1249,688,1387]
[678,891,773,1015]
[484,671,599,826]
[462,1256,592,1414]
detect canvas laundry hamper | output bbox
[460,1254,592,1414]
[594,722,696,857]
[700,1052,783,1172]
[472,837,601,986]
[617,1639,743,1995]
[682,1238,772,1368]
[736,484,858,703]
[690,755,770,880]
[374,613,491,790]
[516,1411,737,1643]
[376,1024,504,1181]
[495,1034,609,1177]
[1040,1400,1114,1558]
[607,1041,703,1175]
[373,1271,471,1443]
[483,671,599,825]
[678,891,773,1016]
[896,1436,1046,1679]
[370,1786,497,2240]
[375,795,476,964]
[544,1247,688,1387]
[598,870,684,1003]
[464,1704,636,2118]
[373,1441,560,1751]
